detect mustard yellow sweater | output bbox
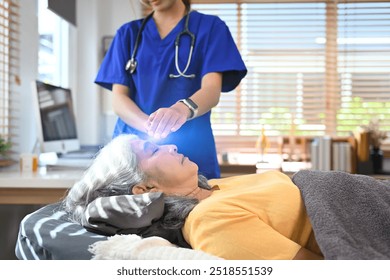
[182,171,321,260]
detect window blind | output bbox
[337,1,390,141]
[0,0,20,162]
[143,1,390,153]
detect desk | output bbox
[219,163,257,177]
[0,166,85,259]
[0,167,84,204]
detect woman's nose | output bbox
[167,145,178,153]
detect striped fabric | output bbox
[15,203,107,260]
[84,192,165,235]
[15,193,167,259]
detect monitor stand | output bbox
[36,141,101,169]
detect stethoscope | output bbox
[125,11,196,79]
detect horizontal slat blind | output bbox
[337,1,390,137]
[192,0,390,152]
[193,1,329,153]
[0,0,19,160]
[191,3,241,137]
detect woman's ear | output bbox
[132,178,161,195]
[132,182,160,194]
[132,184,149,194]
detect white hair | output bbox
[64,134,145,225]
[63,133,211,226]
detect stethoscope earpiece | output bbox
[126,10,196,79]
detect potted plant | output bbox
[0,137,12,165]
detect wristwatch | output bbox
[178,98,199,120]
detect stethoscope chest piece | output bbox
[126,58,137,74]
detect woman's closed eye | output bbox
[144,141,160,156]
[151,147,159,155]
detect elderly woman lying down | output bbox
[64,134,390,260]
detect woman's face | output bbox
[130,139,199,195]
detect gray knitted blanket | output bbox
[292,170,390,260]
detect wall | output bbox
[19,1,39,154]
[17,0,141,154]
[76,0,141,145]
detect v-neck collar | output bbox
[145,12,188,45]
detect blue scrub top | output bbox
[95,10,247,179]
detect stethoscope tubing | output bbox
[169,44,195,78]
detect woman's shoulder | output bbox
[116,18,144,35]
[191,10,225,26]
[209,171,290,184]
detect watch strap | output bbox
[179,98,198,120]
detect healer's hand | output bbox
[146,102,190,139]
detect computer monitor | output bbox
[32,80,80,155]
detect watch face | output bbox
[186,98,198,109]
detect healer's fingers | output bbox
[147,107,187,138]
[170,117,186,133]
[152,115,173,139]
[158,115,186,138]
[147,110,164,137]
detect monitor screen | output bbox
[32,80,80,154]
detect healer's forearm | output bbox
[181,72,222,118]
[112,84,149,133]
